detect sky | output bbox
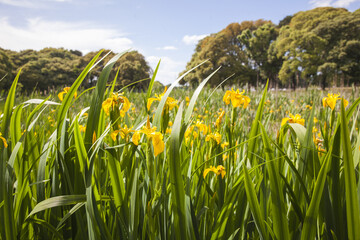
[0,0,359,85]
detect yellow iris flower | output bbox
[223,88,251,108]
[215,110,225,128]
[195,120,208,135]
[203,165,226,179]
[58,87,77,101]
[131,119,164,157]
[205,132,222,145]
[147,87,178,111]
[111,125,134,141]
[281,113,305,127]
[322,93,348,110]
[0,133,8,149]
[102,92,131,117]
[79,125,86,133]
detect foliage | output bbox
[0,48,151,92]
[179,20,271,87]
[1,54,360,239]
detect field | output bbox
[1,52,360,240]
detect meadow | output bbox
[1,51,360,240]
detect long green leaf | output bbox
[340,98,360,240]
[260,122,290,240]
[243,163,268,240]
[247,80,268,165]
[169,102,188,239]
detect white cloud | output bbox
[182,34,208,45]
[333,0,358,7]
[0,17,133,54]
[309,0,359,7]
[0,0,71,8]
[146,56,185,85]
[156,46,177,51]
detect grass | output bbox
[1,53,360,239]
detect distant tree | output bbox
[238,23,282,88]
[0,48,15,89]
[80,50,151,90]
[179,20,271,87]
[272,7,351,89]
[278,15,293,28]
[18,48,81,91]
[116,50,151,90]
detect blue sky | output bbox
[0,0,359,84]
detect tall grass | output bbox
[1,53,360,239]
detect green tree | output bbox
[179,20,270,87]
[0,48,15,90]
[238,23,282,88]
[272,7,358,89]
[80,50,151,90]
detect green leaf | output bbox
[247,80,268,165]
[28,195,86,217]
[340,98,360,240]
[184,67,220,123]
[260,122,290,240]
[169,102,189,238]
[243,163,268,240]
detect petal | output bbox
[147,97,158,111]
[58,91,66,101]
[281,118,289,127]
[132,131,141,145]
[0,136,8,148]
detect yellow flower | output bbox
[132,131,141,145]
[185,126,194,143]
[112,125,135,141]
[0,133,8,149]
[221,142,229,149]
[314,117,319,123]
[205,132,221,145]
[102,92,131,116]
[58,87,77,101]
[79,125,86,133]
[195,120,208,135]
[223,88,251,108]
[92,131,97,144]
[322,93,348,110]
[131,119,164,156]
[147,87,178,111]
[151,132,165,157]
[166,128,172,134]
[215,110,225,129]
[203,165,226,179]
[281,113,305,127]
[306,105,312,110]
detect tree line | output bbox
[1,7,359,92]
[0,49,151,92]
[180,7,360,89]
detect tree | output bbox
[179,20,271,87]
[238,23,282,88]
[0,48,15,90]
[80,50,151,90]
[272,7,356,89]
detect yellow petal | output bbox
[132,131,141,145]
[58,91,66,101]
[111,130,120,141]
[147,97,158,111]
[281,117,289,127]
[152,132,164,157]
[0,136,8,148]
